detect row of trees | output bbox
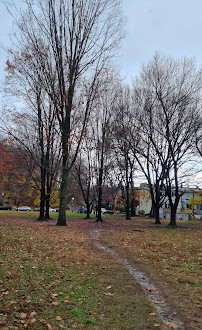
[73,56,202,227]
[0,1,201,227]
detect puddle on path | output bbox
[89,229,185,330]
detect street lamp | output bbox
[70,197,75,212]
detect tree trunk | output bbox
[38,163,46,221]
[154,203,161,224]
[149,204,155,218]
[45,144,51,220]
[85,202,91,219]
[57,164,68,226]
[154,191,161,224]
[37,91,46,221]
[125,155,131,220]
[84,178,91,219]
[125,184,131,220]
[168,205,177,227]
[96,185,103,222]
[96,146,104,222]
[45,193,51,219]
[130,198,135,216]
[38,185,46,221]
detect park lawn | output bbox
[101,217,202,330]
[0,211,95,220]
[0,218,161,330]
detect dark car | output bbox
[0,205,12,210]
[77,208,87,213]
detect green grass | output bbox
[0,210,95,219]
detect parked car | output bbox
[77,207,87,213]
[33,207,40,211]
[0,205,12,210]
[16,206,31,211]
[33,207,56,212]
[101,208,114,215]
[49,208,56,212]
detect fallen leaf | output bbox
[30,311,37,318]
[154,300,165,304]
[147,287,155,292]
[51,293,58,298]
[103,292,114,296]
[20,313,27,319]
[56,316,63,321]
[106,286,111,289]
[149,313,156,316]
[165,321,179,329]
[47,324,52,329]
[30,318,36,324]
[3,290,10,295]
[52,301,59,306]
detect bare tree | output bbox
[2,0,124,224]
[195,126,202,157]
[112,86,138,220]
[89,73,120,221]
[135,53,202,227]
[2,49,61,221]
[73,134,97,219]
[6,0,124,225]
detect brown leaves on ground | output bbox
[0,216,201,329]
[165,321,180,328]
[100,216,202,330]
[0,216,164,329]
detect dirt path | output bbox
[89,228,185,330]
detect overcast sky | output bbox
[1,0,202,87]
[0,0,201,184]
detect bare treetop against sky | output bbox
[0,0,202,90]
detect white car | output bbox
[16,206,31,211]
[33,207,56,212]
[49,208,56,212]
[101,208,114,215]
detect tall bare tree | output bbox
[73,133,97,219]
[113,86,138,220]
[5,0,124,225]
[2,48,61,221]
[135,53,202,227]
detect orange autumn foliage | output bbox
[0,139,16,175]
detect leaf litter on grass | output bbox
[100,217,202,330]
[0,217,162,329]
